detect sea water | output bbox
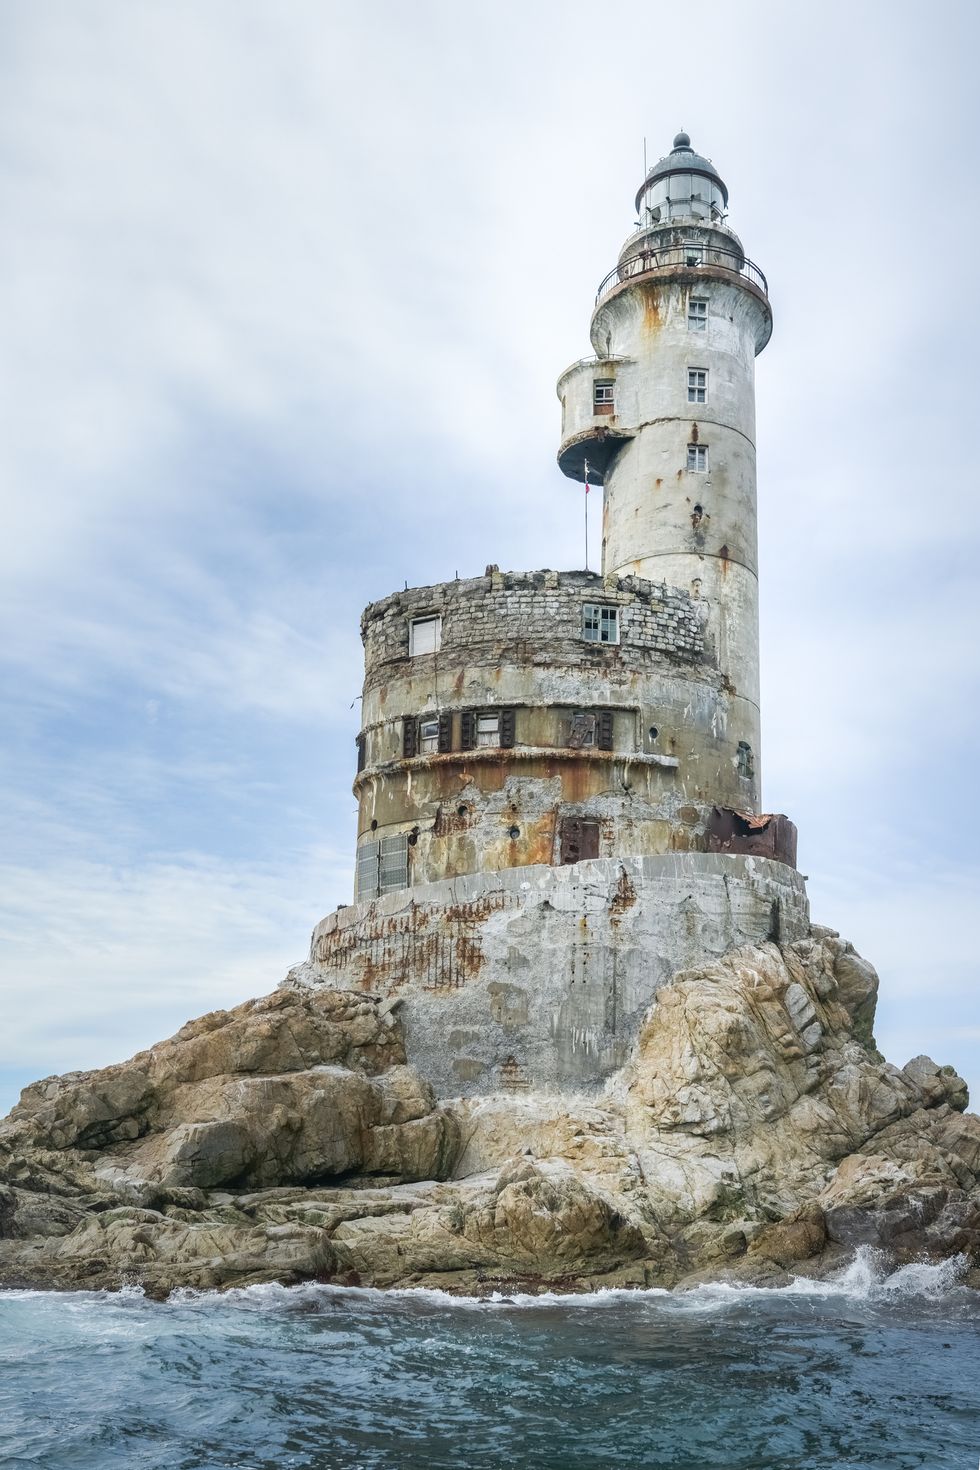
[1,1248,977,1469]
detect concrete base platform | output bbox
[287,854,809,1097]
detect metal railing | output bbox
[595,245,768,306]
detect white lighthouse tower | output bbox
[557,132,771,814]
[299,134,805,1099]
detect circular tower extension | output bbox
[351,566,762,900]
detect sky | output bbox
[0,0,978,1116]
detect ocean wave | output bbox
[1,1247,970,1317]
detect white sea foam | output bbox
[2,1247,969,1315]
[161,1247,970,1315]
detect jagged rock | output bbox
[0,932,975,1295]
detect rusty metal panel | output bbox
[707,807,797,869]
[560,816,600,865]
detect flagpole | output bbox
[584,458,590,571]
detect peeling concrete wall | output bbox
[289,854,809,1097]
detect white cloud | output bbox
[0,0,978,1115]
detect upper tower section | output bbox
[557,133,771,801]
[633,130,728,229]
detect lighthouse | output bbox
[298,135,805,1097]
[558,132,771,823]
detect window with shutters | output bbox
[461,708,515,750]
[567,712,596,748]
[419,718,439,754]
[476,713,500,747]
[409,615,441,655]
[582,604,619,644]
[559,817,600,865]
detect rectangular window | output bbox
[419,717,440,754]
[559,817,600,865]
[409,615,441,656]
[379,833,409,894]
[593,380,615,405]
[568,712,596,748]
[476,713,500,747]
[687,443,709,472]
[688,298,707,331]
[582,604,619,644]
[356,734,366,773]
[687,368,707,403]
[356,838,380,900]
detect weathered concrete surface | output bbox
[291,854,809,1096]
[1,932,976,1297]
[355,568,763,890]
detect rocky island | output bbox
[5,135,975,1302]
[2,926,976,1296]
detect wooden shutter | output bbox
[500,708,516,749]
[597,710,614,751]
[559,817,600,865]
[356,734,366,773]
[402,717,417,759]
[438,712,453,753]
[460,709,475,750]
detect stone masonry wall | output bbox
[361,570,706,689]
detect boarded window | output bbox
[597,710,614,751]
[409,615,441,655]
[500,708,516,748]
[402,717,417,759]
[559,817,600,865]
[356,734,366,773]
[438,712,453,753]
[460,710,476,750]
